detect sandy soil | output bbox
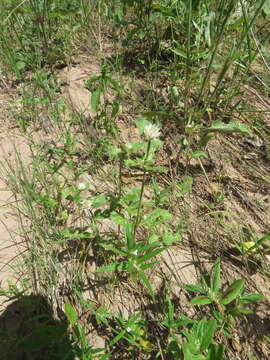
[0,87,30,308]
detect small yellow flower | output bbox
[243,241,256,253]
[139,338,153,352]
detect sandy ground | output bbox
[0,131,29,308]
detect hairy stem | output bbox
[133,140,151,238]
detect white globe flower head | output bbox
[125,142,133,150]
[15,283,22,291]
[78,182,88,191]
[143,123,161,140]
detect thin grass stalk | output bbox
[1,0,27,25]
[195,0,236,110]
[215,0,228,33]
[237,0,267,47]
[240,0,253,63]
[184,0,192,124]
[10,16,28,55]
[206,0,267,108]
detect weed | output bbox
[183,257,264,336]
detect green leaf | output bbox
[262,0,270,16]
[91,194,107,208]
[124,141,144,153]
[124,158,145,168]
[93,262,123,273]
[59,210,69,221]
[110,329,126,346]
[64,303,77,326]
[204,120,252,137]
[162,232,181,245]
[145,165,167,173]
[235,307,253,315]
[181,342,205,359]
[201,274,211,289]
[111,101,120,117]
[110,212,126,226]
[181,284,205,293]
[140,260,159,271]
[176,176,193,196]
[200,320,217,351]
[100,243,127,256]
[204,14,213,47]
[16,61,26,71]
[124,222,135,251]
[149,234,159,244]
[138,271,154,296]
[171,86,180,105]
[137,247,166,264]
[171,48,187,59]
[220,279,245,305]
[240,293,264,303]
[135,117,151,134]
[138,241,162,252]
[107,146,121,159]
[177,315,195,327]
[207,344,224,360]
[141,111,170,120]
[109,77,121,93]
[199,132,214,148]
[257,233,270,247]
[210,258,221,295]
[191,151,208,159]
[91,87,101,115]
[59,229,90,241]
[212,310,224,324]
[190,296,212,306]
[140,208,172,227]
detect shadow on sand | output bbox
[0,294,74,360]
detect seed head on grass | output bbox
[143,123,161,140]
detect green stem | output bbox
[195,0,235,110]
[133,140,151,237]
[184,0,192,124]
[118,153,123,200]
[117,154,124,238]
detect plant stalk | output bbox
[133,140,151,237]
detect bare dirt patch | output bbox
[0,132,30,298]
